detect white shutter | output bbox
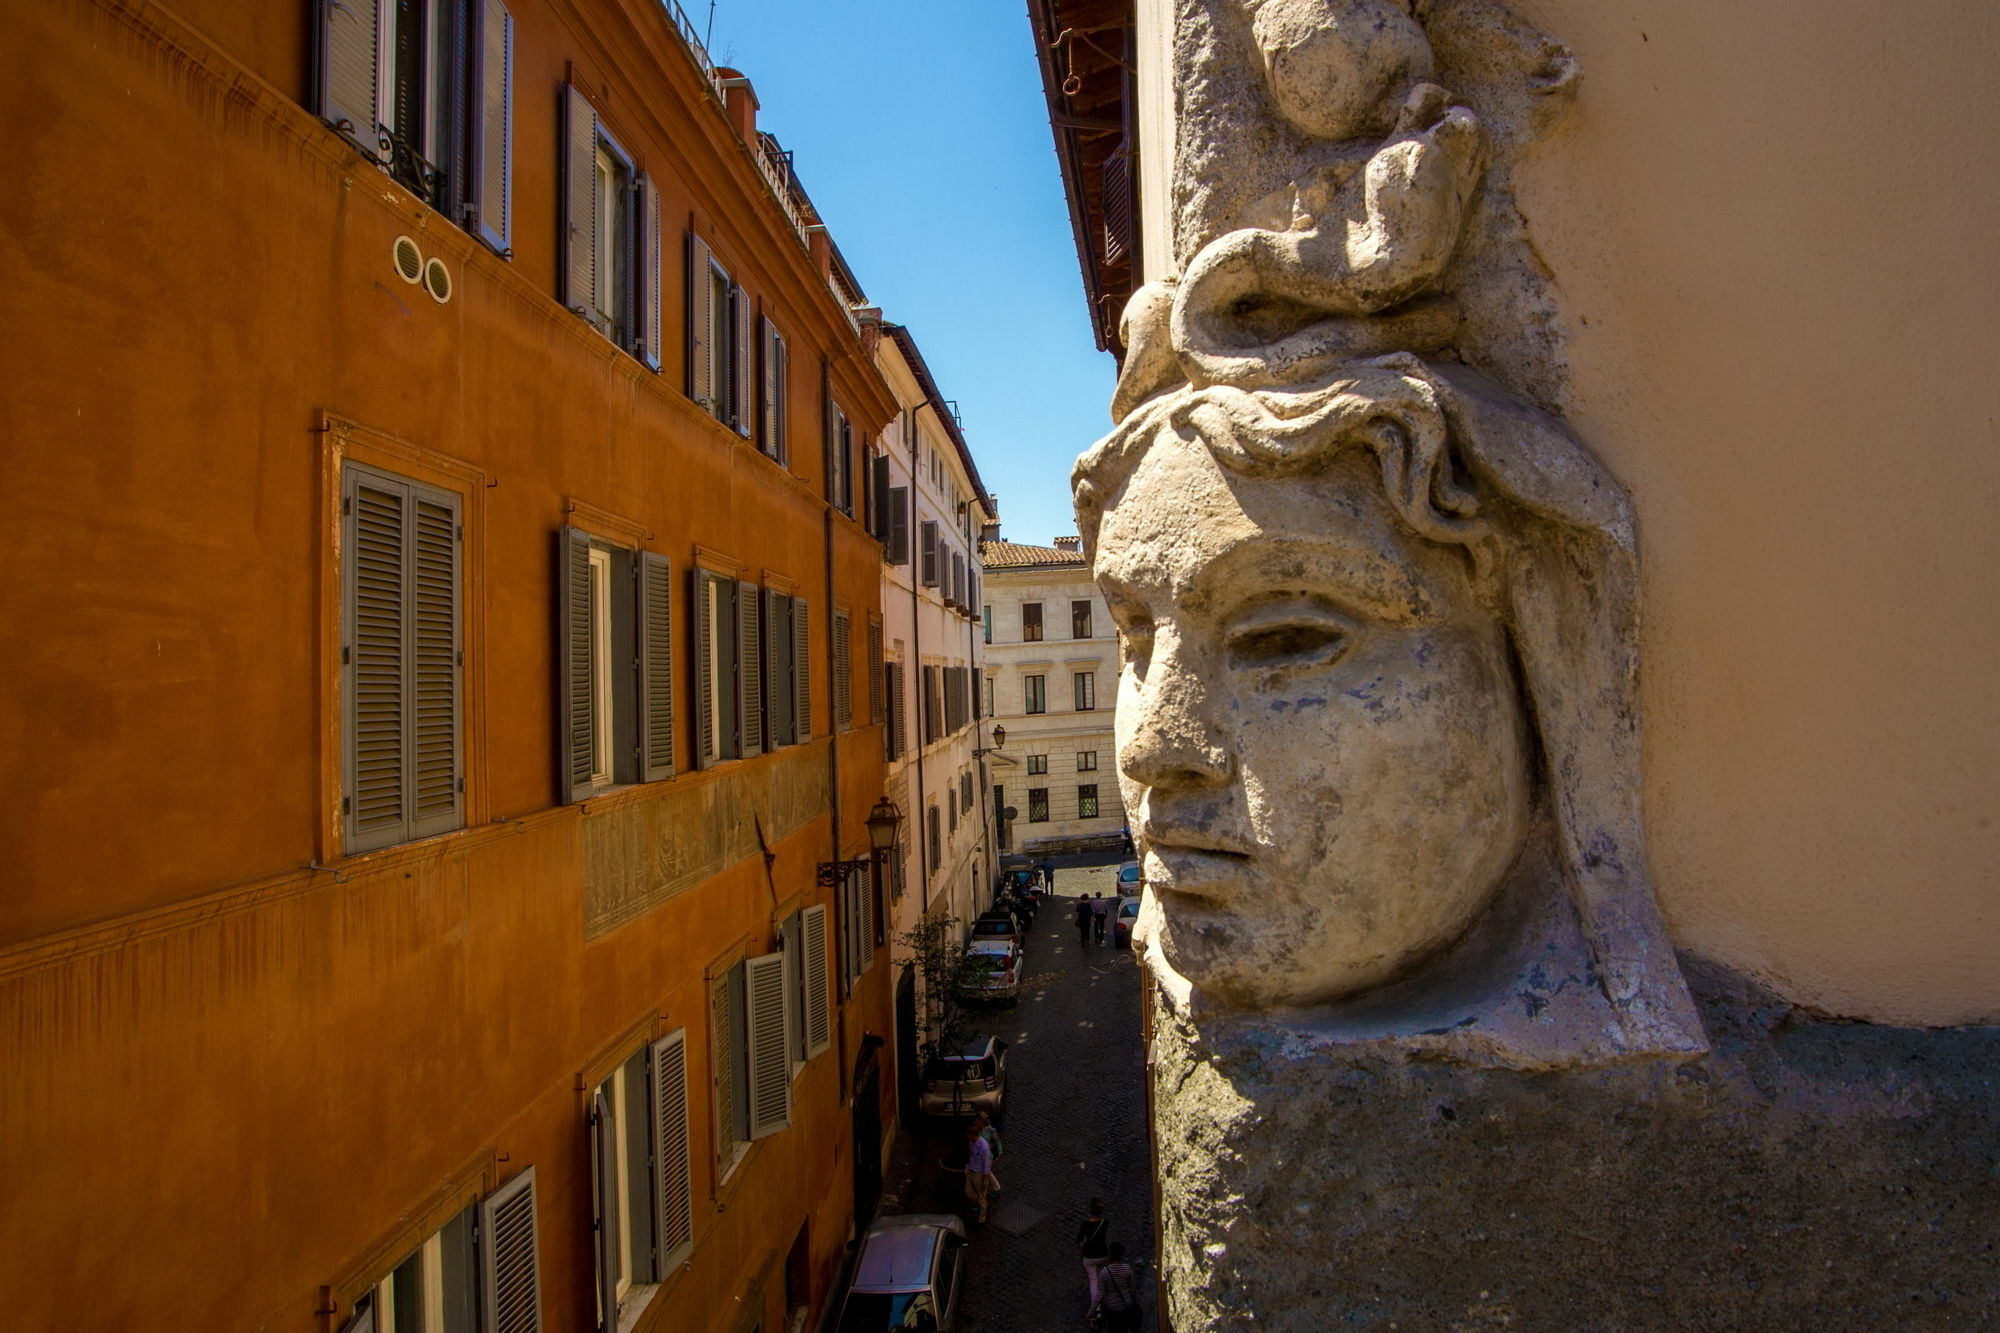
[469,0,513,256]
[650,1031,693,1273]
[317,0,385,158]
[801,904,831,1059]
[744,952,792,1139]
[478,1168,542,1333]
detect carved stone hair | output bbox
[1072,357,1706,1056]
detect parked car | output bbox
[836,1213,968,1332]
[1116,861,1142,894]
[1114,896,1141,949]
[959,939,1021,1004]
[969,911,1023,950]
[917,1035,1009,1121]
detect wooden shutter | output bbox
[744,952,791,1139]
[688,234,714,408]
[634,173,662,370]
[562,85,600,323]
[710,971,739,1164]
[693,572,715,768]
[801,904,831,1058]
[337,1297,377,1333]
[770,333,789,463]
[870,453,891,543]
[760,589,789,748]
[409,492,461,837]
[738,579,763,757]
[346,471,407,850]
[792,599,811,739]
[345,467,462,853]
[919,522,938,586]
[887,487,909,565]
[317,0,384,158]
[758,317,779,457]
[558,528,594,801]
[868,622,884,724]
[469,0,513,255]
[832,612,852,731]
[732,287,753,436]
[638,552,673,780]
[856,868,875,973]
[651,1030,694,1273]
[478,1168,542,1333]
[589,1090,621,1333]
[887,662,905,759]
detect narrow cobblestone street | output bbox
[876,861,1158,1332]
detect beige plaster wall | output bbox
[1130,0,1999,1025]
[1502,0,2000,1025]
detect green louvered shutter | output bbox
[634,173,663,370]
[346,470,408,850]
[638,552,674,780]
[317,0,384,159]
[559,528,594,801]
[468,0,513,256]
[409,491,462,837]
[651,1030,694,1273]
[693,572,715,768]
[763,589,792,748]
[478,1168,542,1333]
[561,85,599,323]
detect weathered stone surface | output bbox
[1152,955,2000,1330]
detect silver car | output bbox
[960,938,1021,1004]
[836,1214,968,1332]
[917,1035,1009,1121]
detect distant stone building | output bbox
[979,533,1126,855]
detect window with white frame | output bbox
[1073,671,1096,712]
[1024,674,1046,715]
[1077,751,1098,772]
[710,950,794,1180]
[589,1033,694,1330]
[347,1206,478,1333]
[562,90,662,367]
[1027,754,1048,776]
[689,235,750,430]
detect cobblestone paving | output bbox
[877,861,1157,1333]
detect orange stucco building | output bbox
[1,1,902,1329]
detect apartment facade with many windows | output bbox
[869,325,996,1090]
[2,3,898,1330]
[979,534,1127,855]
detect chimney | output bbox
[715,69,759,143]
[980,520,1002,543]
[1052,536,1081,552]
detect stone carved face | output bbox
[1094,432,1530,1010]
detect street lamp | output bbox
[818,797,904,885]
[990,724,1006,750]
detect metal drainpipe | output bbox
[822,356,852,1102]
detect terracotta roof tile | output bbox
[979,540,1088,569]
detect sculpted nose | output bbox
[1121,638,1232,790]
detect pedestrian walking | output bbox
[1120,824,1135,857]
[1097,1242,1143,1331]
[1091,891,1110,945]
[1041,856,1057,892]
[1074,894,1094,949]
[964,1123,995,1223]
[973,1111,1003,1194]
[1077,1199,1111,1319]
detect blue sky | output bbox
[702,0,1117,547]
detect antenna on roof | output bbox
[704,0,717,47]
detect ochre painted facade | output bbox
[1,1,899,1328]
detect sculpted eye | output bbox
[1227,618,1349,670]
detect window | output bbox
[983,674,995,719]
[689,235,749,428]
[758,318,789,463]
[867,620,885,725]
[828,408,855,516]
[564,91,663,367]
[590,1032,694,1328]
[926,804,941,873]
[1028,788,1049,823]
[884,660,906,760]
[982,605,992,643]
[1077,751,1098,772]
[1078,784,1100,820]
[950,552,966,607]
[1024,674,1046,715]
[960,771,973,812]
[781,906,832,1068]
[757,587,797,751]
[342,464,463,855]
[836,868,876,991]
[1022,602,1043,642]
[1072,599,1093,640]
[693,571,742,768]
[919,521,940,587]
[948,796,958,835]
[1027,755,1048,776]
[1073,671,1096,712]
[350,1205,478,1333]
[712,951,794,1178]
[557,531,674,799]
[316,0,514,256]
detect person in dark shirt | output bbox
[1097,1241,1142,1331]
[1074,894,1094,949]
[1077,1198,1111,1317]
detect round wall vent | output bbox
[392,235,424,284]
[422,256,453,305]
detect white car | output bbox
[959,938,1021,1004]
